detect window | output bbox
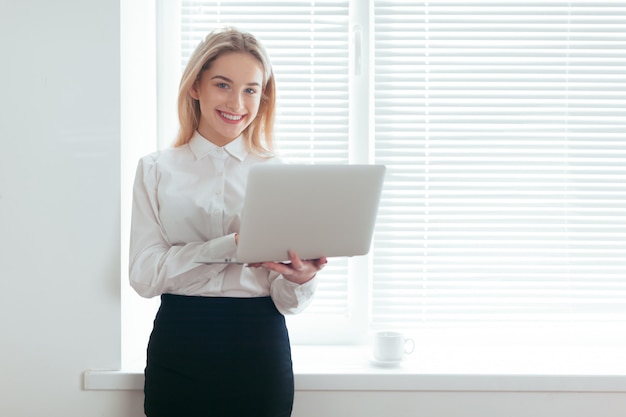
[159,1,353,326]
[123,0,626,363]
[371,1,626,330]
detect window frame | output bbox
[121,0,626,369]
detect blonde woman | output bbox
[130,27,327,417]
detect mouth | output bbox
[217,110,245,124]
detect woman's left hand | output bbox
[250,251,328,285]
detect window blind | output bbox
[168,0,626,334]
[372,1,626,328]
[178,0,351,315]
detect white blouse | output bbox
[129,131,317,314]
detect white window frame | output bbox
[121,0,626,369]
[152,0,375,346]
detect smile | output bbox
[219,111,244,122]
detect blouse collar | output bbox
[189,131,249,162]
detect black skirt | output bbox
[144,294,294,417]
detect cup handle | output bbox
[404,338,415,354]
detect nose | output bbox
[226,91,244,111]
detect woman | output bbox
[129,27,327,417]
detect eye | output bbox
[216,82,229,89]
[246,87,257,94]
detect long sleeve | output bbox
[129,156,235,298]
[269,273,318,315]
[128,133,318,314]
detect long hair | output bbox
[174,27,276,156]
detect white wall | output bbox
[1,1,625,416]
[0,0,142,415]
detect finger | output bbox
[313,257,328,270]
[288,250,306,271]
[261,261,293,275]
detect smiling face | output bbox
[189,52,265,146]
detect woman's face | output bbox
[190,52,264,146]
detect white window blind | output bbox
[372,1,626,328]
[175,0,351,316]
[159,0,626,337]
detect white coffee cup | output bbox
[372,331,415,362]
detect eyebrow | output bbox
[210,75,261,88]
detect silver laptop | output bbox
[195,164,385,265]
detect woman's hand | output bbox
[250,251,328,285]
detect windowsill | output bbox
[84,344,626,392]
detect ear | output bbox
[188,81,200,100]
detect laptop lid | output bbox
[233,164,386,264]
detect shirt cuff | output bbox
[274,274,318,315]
[193,233,238,263]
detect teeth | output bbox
[220,111,243,121]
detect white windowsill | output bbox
[84,344,626,392]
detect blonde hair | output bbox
[174,27,276,156]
